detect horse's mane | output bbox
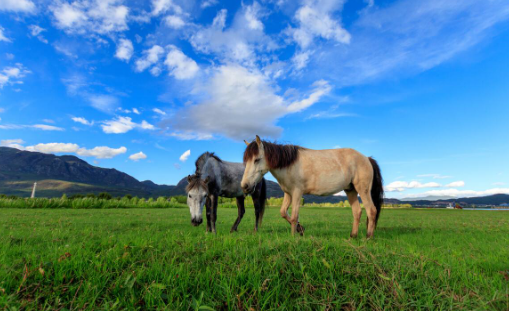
[243,140,302,169]
[195,152,222,174]
[186,174,207,192]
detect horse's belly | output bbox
[219,189,243,198]
[305,174,350,196]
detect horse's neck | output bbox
[200,159,221,182]
[269,167,292,192]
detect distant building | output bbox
[500,203,509,207]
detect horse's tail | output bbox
[258,178,267,227]
[369,157,384,226]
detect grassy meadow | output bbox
[0,206,508,310]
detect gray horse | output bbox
[186,152,266,233]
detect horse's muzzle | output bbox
[242,183,255,194]
[191,218,203,226]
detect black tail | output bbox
[369,157,384,226]
[258,178,267,226]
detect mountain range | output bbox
[1,147,507,206]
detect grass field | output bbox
[1,207,508,310]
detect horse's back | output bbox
[298,148,372,195]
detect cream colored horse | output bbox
[241,136,384,238]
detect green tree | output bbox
[98,192,112,200]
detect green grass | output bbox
[0,207,508,310]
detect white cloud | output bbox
[164,15,185,29]
[189,3,277,65]
[164,46,199,80]
[0,0,35,13]
[132,108,140,115]
[129,151,147,161]
[20,142,127,159]
[101,116,155,134]
[32,124,65,131]
[291,3,351,49]
[493,182,506,186]
[71,117,94,126]
[26,143,79,154]
[77,146,127,158]
[0,64,30,89]
[179,149,190,162]
[0,138,25,149]
[51,0,129,36]
[115,39,134,61]
[153,108,166,115]
[165,64,331,140]
[135,45,164,72]
[0,26,11,42]
[446,181,465,188]
[386,181,442,192]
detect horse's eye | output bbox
[189,195,192,198]
[254,158,261,164]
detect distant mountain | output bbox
[402,195,457,201]
[1,147,507,206]
[0,147,172,197]
[396,194,509,206]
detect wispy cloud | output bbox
[317,0,509,87]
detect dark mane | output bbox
[186,174,207,192]
[243,140,302,169]
[195,152,222,174]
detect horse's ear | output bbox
[255,135,262,146]
[244,140,249,146]
[204,176,210,184]
[187,175,193,183]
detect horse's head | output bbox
[241,135,270,194]
[186,174,210,226]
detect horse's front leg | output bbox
[280,193,292,225]
[205,196,212,233]
[230,196,245,233]
[210,194,218,234]
[290,190,304,236]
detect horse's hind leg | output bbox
[230,196,245,233]
[205,197,212,232]
[346,189,362,238]
[280,193,292,224]
[357,186,377,239]
[210,195,218,234]
[290,190,304,236]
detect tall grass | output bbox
[0,197,188,209]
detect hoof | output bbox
[350,233,358,239]
[296,223,305,236]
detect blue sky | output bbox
[1,0,509,199]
